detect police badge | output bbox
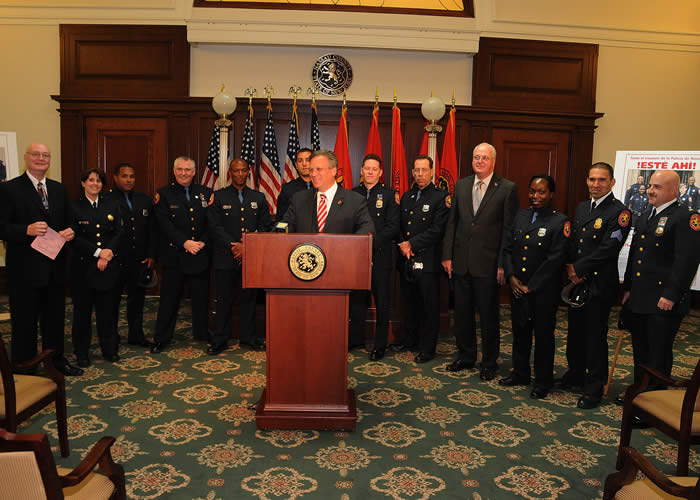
[594,218,603,229]
[312,54,353,97]
[251,201,258,209]
[538,228,546,237]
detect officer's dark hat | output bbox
[137,266,159,288]
[561,281,590,308]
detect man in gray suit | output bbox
[283,150,374,235]
[442,143,518,380]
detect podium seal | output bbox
[289,243,326,281]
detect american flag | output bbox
[283,101,300,183]
[240,104,257,190]
[201,125,219,189]
[311,100,321,151]
[258,104,282,214]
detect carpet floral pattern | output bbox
[2,298,698,500]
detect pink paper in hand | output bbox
[31,226,66,260]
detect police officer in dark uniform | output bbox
[71,168,123,365]
[686,176,699,210]
[208,159,272,355]
[628,184,648,227]
[678,183,695,209]
[500,175,570,399]
[350,154,400,360]
[151,156,212,353]
[276,148,312,220]
[623,175,645,206]
[622,170,700,390]
[392,155,449,363]
[105,162,156,347]
[556,162,631,409]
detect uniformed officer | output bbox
[208,158,272,355]
[628,184,648,227]
[151,156,212,353]
[106,162,156,348]
[71,168,123,365]
[349,154,400,360]
[276,147,313,220]
[500,175,570,399]
[555,162,631,409]
[686,176,699,209]
[623,175,645,206]
[678,183,695,209]
[622,170,700,390]
[392,155,449,363]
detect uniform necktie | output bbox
[92,201,97,209]
[37,181,49,211]
[590,201,597,213]
[238,190,244,204]
[648,207,656,220]
[531,211,538,224]
[416,190,421,201]
[185,186,191,202]
[473,180,484,212]
[125,192,133,210]
[317,193,328,233]
[306,182,311,190]
[366,188,371,201]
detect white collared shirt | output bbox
[26,171,48,203]
[317,182,338,213]
[592,191,613,207]
[653,198,678,216]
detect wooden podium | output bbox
[241,232,372,431]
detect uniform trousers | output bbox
[349,266,391,348]
[399,270,440,354]
[626,311,682,390]
[72,284,119,358]
[113,262,147,344]
[566,295,613,398]
[510,293,557,387]
[154,266,210,344]
[453,272,500,370]
[9,278,66,363]
[211,268,260,347]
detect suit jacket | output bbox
[504,207,570,301]
[353,183,400,270]
[104,188,157,264]
[209,185,272,270]
[283,185,375,235]
[442,174,519,277]
[155,182,213,274]
[568,195,630,302]
[623,203,699,315]
[399,183,450,273]
[70,195,123,290]
[277,177,312,222]
[0,173,74,287]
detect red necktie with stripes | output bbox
[317,193,328,233]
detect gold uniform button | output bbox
[377,212,381,216]
[96,224,100,228]
[240,217,245,222]
[637,260,642,264]
[406,232,411,236]
[189,208,194,212]
[641,235,645,239]
[639,247,643,251]
[578,250,582,254]
[580,239,583,243]
[408,221,411,225]
[521,267,526,272]
[522,257,526,261]
[523,246,528,250]
[96,242,101,246]
[636,272,640,276]
[130,217,134,221]
[525,235,530,239]
[594,271,598,275]
[655,243,659,247]
[410,211,413,215]
[582,228,586,232]
[132,226,136,230]
[593,235,597,239]
[191,227,195,230]
[191,237,196,240]
[538,242,542,246]
[96,233,100,237]
[132,237,136,240]
[225,212,229,216]
[241,207,244,212]
[658,281,662,285]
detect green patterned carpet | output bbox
[2,297,699,500]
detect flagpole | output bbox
[212,84,237,190]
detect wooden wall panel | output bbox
[473,37,598,113]
[60,25,190,98]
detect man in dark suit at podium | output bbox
[283,150,374,235]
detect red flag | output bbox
[391,104,409,197]
[333,105,353,188]
[418,121,439,177]
[439,107,458,196]
[364,104,383,183]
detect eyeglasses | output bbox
[29,152,51,159]
[473,155,491,161]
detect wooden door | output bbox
[85,117,168,197]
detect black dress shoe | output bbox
[630,415,652,429]
[76,355,91,368]
[414,352,434,363]
[577,395,601,409]
[445,359,475,372]
[368,348,385,361]
[552,377,584,393]
[207,344,227,355]
[499,375,530,387]
[614,396,625,406]
[150,342,168,354]
[55,361,83,376]
[530,387,549,399]
[128,339,152,348]
[103,354,120,363]
[480,368,497,381]
[251,341,266,352]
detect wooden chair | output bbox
[617,359,700,476]
[0,429,125,500]
[0,338,69,457]
[605,447,699,499]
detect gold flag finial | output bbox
[375,87,379,106]
[451,90,456,108]
[264,85,274,105]
[393,88,398,106]
[342,91,347,108]
[307,87,319,104]
[244,87,257,106]
[289,85,302,104]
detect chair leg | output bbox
[55,393,70,457]
[616,409,634,470]
[676,440,689,477]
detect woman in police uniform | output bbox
[500,175,570,399]
[71,168,123,366]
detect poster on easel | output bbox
[613,150,700,291]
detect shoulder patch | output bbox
[618,210,631,228]
[563,221,571,238]
[154,192,160,204]
[445,194,452,208]
[395,192,400,205]
[208,193,215,206]
[690,213,700,231]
